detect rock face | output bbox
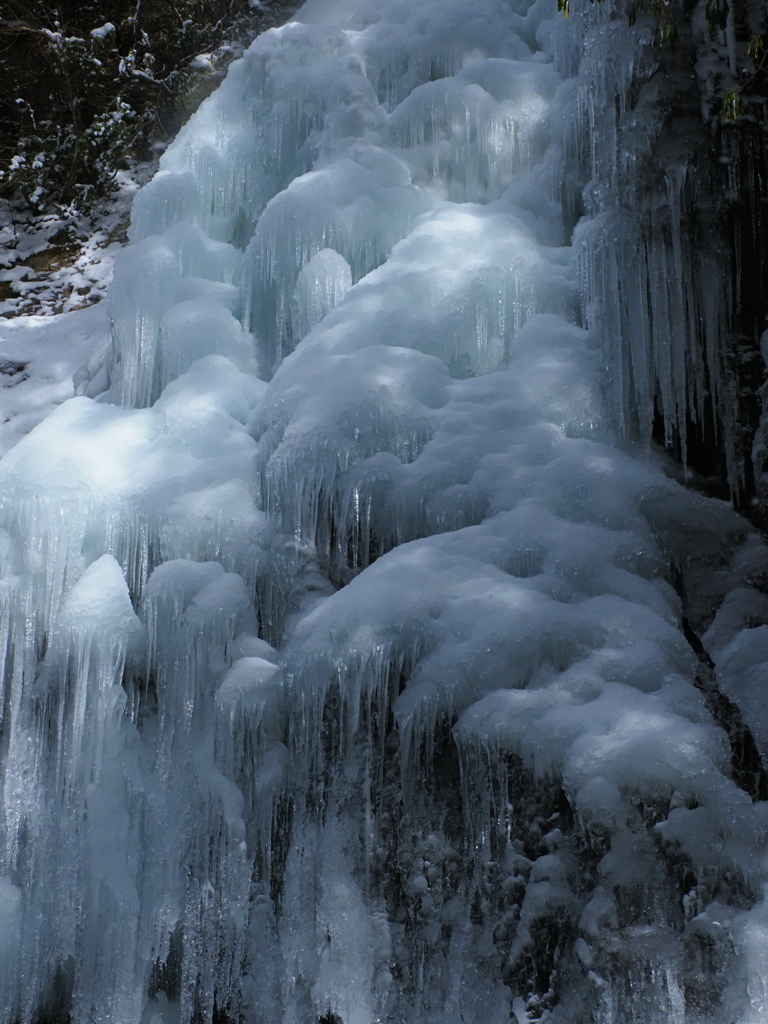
[0,1,767,1023]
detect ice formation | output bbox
[0,0,767,1022]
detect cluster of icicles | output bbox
[0,0,767,1022]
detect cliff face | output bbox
[730,117,768,520]
[565,0,768,519]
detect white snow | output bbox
[0,302,109,457]
[0,164,153,318]
[90,22,116,39]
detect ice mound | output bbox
[242,149,434,369]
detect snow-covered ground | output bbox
[0,165,155,456]
[0,303,109,458]
[0,164,155,318]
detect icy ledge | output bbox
[0,0,766,1022]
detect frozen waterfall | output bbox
[1,0,768,1022]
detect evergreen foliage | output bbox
[0,0,287,211]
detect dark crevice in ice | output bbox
[682,616,768,802]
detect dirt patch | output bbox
[24,245,82,274]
